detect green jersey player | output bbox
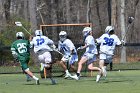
[11,32,39,85]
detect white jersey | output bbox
[30,36,54,53]
[96,33,121,55]
[85,35,97,54]
[58,39,77,56]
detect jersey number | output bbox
[17,43,27,53]
[36,38,45,46]
[103,37,114,46]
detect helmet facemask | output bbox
[59,31,67,42]
[82,27,92,39]
[35,30,43,36]
[105,26,114,34]
[16,32,24,39]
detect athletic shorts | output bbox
[19,57,30,70]
[38,52,52,64]
[87,55,97,65]
[83,52,95,60]
[61,54,78,65]
[99,53,113,64]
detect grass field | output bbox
[0,70,140,93]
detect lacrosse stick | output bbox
[15,22,32,36]
[122,17,134,41]
[36,3,45,25]
[52,48,64,56]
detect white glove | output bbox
[64,55,71,60]
[77,46,83,51]
[121,40,125,45]
[50,44,56,49]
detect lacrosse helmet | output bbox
[59,31,67,42]
[35,30,43,36]
[105,26,114,33]
[16,32,24,39]
[82,27,92,38]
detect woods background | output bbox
[0,0,140,65]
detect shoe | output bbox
[26,74,31,82]
[96,75,101,83]
[51,79,57,85]
[26,79,31,82]
[64,73,71,79]
[36,80,40,85]
[70,74,79,80]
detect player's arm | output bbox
[11,45,19,62]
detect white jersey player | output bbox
[30,30,56,84]
[96,26,121,78]
[71,27,102,82]
[30,30,54,65]
[58,31,78,79]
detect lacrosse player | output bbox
[30,30,56,84]
[96,26,122,78]
[71,27,103,82]
[58,31,78,79]
[11,32,39,85]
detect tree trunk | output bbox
[28,0,37,32]
[120,0,126,63]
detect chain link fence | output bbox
[1,24,140,77]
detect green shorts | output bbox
[19,57,30,71]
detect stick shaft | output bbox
[21,26,32,35]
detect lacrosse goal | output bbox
[40,23,94,77]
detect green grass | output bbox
[0,70,140,93]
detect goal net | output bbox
[40,23,93,77]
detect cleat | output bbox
[36,80,40,85]
[70,74,79,80]
[64,73,71,79]
[96,75,101,83]
[51,79,57,85]
[26,79,31,82]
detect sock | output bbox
[65,70,69,74]
[26,74,31,80]
[77,73,80,77]
[32,76,39,80]
[104,66,107,70]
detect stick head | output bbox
[15,22,22,26]
[128,17,134,24]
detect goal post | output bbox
[40,23,93,46]
[39,23,94,77]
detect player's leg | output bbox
[76,56,87,79]
[104,55,113,76]
[88,63,103,82]
[20,60,39,85]
[59,57,71,78]
[99,53,107,77]
[25,69,40,85]
[43,52,56,84]
[69,54,78,74]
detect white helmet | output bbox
[82,27,92,37]
[16,32,24,38]
[59,31,67,42]
[105,26,114,33]
[35,30,43,36]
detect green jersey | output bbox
[11,39,30,61]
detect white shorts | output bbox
[83,52,95,60]
[38,52,52,64]
[99,53,113,63]
[61,54,78,65]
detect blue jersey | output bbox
[58,39,77,56]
